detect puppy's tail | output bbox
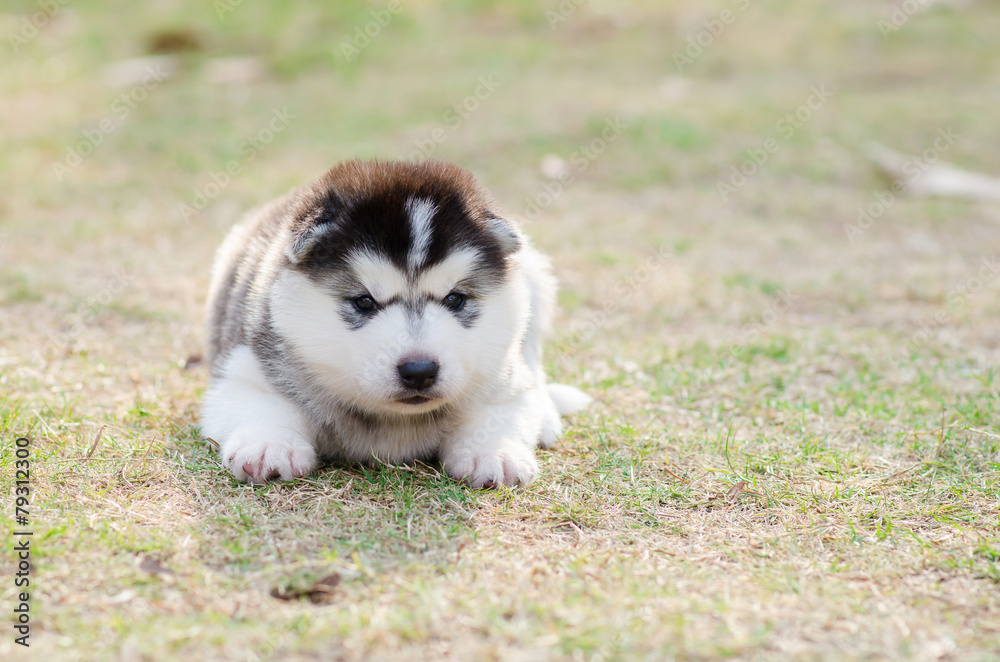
[547,383,592,415]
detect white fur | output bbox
[343,249,409,303]
[547,383,593,415]
[201,346,319,483]
[269,247,512,419]
[346,247,483,304]
[405,197,436,271]
[204,240,587,488]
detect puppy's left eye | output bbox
[443,292,466,311]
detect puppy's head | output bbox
[270,160,526,416]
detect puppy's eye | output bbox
[354,295,377,312]
[443,292,466,311]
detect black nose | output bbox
[397,360,439,390]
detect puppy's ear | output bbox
[286,191,341,264]
[286,223,337,264]
[484,215,522,256]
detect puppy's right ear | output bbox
[286,223,337,263]
[285,191,341,264]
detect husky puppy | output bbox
[201,160,590,488]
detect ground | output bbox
[1,0,999,660]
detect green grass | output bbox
[2,0,1000,659]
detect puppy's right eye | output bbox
[354,295,377,312]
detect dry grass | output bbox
[2,0,1000,660]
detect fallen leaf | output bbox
[138,555,175,582]
[270,573,341,604]
[146,29,202,55]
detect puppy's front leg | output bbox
[201,346,319,483]
[440,395,543,488]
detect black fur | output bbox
[289,161,519,284]
[207,160,520,370]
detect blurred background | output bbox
[3,2,1000,659]
[5,0,1000,477]
[4,0,1000,380]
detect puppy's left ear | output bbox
[484,215,523,256]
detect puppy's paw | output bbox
[222,426,318,483]
[441,441,539,489]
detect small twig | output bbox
[663,465,690,484]
[86,425,106,460]
[119,464,134,489]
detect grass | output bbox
[2,0,1000,659]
